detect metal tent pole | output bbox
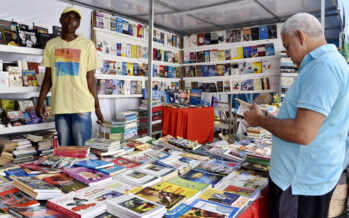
[321,0,325,32]
[147,0,154,136]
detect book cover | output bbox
[199,188,239,206]
[11,176,61,193]
[189,89,202,105]
[204,33,211,45]
[41,173,88,194]
[2,29,18,46]
[165,203,226,218]
[63,167,111,185]
[75,159,113,169]
[204,50,210,62]
[222,185,257,197]
[181,169,223,186]
[257,44,266,56]
[224,80,231,92]
[262,59,273,74]
[0,182,39,212]
[8,206,65,218]
[242,28,251,41]
[112,157,140,169]
[241,79,254,91]
[18,28,39,48]
[197,34,204,46]
[243,46,251,58]
[97,164,126,176]
[216,64,225,76]
[208,65,216,77]
[168,177,211,192]
[259,25,268,40]
[152,181,200,203]
[268,24,277,39]
[226,29,241,43]
[190,199,239,217]
[251,27,259,41]
[216,81,223,92]
[218,50,225,61]
[265,43,275,56]
[134,186,185,209]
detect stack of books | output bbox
[0,136,37,164]
[63,167,112,186]
[99,120,125,141]
[116,111,138,139]
[246,127,267,139]
[86,138,124,157]
[136,104,163,136]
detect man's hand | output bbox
[244,103,264,127]
[95,110,104,125]
[36,101,46,119]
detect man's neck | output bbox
[61,32,78,42]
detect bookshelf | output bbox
[0,44,55,135]
[98,94,143,99]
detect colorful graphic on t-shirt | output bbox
[54,48,81,76]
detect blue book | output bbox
[116,17,123,33]
[122,62,127,75]
[208,65,216,77]
[75,159,114,169]
[189,89,202,105]
[201,65,209,77]
[265,43,275,56]
[96,164,126,176]
[116,43,122,56]
[190,199,239,218]
[243,46,251,58]
[181,169,224,186]
[259,25,268,40]
[5,168,36,180]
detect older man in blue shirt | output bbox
[245,13,349,218]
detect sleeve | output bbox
[40,42,52,67]
[86,41,99,72]
[297,61,340,116]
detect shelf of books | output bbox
[0,122,55,135]
[0,44,44,56]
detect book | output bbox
[268,24,277,39]
[242,28,252,41]
[115,170,161,187]
[96,164,126,176]
[18,28,39,48]
[112,157,140,169]
[168,177,211,192]
[251,27,259,40]
[133,186,185,210]
[181,169,224,187]
[165,203,227,218]
[75,159,113,169]
[63,167,112,186]
[106,194,167,218]
[199,188,240,206]
[226,29,241,43]
[8,206,65,218]
[41,172,88,193]
[2,29,18,46]
[0,182,39,212]
[189,199,239,217]
[135,164,178,181]
[259,25,268,40]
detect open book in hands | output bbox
[235,98,267,117]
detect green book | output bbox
[168,177,211,192]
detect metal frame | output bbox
[147,0,154,136]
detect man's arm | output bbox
[244,103,325,145]
[86,70,104,124]
[36,67,52,119]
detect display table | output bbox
[162,107,214,143]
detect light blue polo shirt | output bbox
[270,44,349,196]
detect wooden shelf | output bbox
[0,122,55,135]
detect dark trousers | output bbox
[268,178,335,218]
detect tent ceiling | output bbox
[64,0,341,39]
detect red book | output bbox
[112,157,140,169]
[53,146,90,158]
[197,34,204,46]
[27,62,39,74]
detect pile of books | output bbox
[117,111,138,139]
[246,127,267,139]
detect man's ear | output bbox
[295,30,305,45]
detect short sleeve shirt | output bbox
[41,36,99,114]
[270,44,349,195]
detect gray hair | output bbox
[281,13,324,38]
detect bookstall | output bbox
[0,0,345,218]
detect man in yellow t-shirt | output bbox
[36,6,104,146]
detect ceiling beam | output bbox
[136,0,243,16]
[254,0,280,20]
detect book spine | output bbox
[8,209,24,218]
[47,201,80,218]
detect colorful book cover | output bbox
[181,169,223,186]
[8,206,65,218]
[226,29,241,43]
[259,25,268,40]
[127,62,134,76]
[190,199,239,217]
[208,65,216,77]
[152,182,199,202]
[97,164,126,176]
[218,50,225,61]
[265,43,275,56]
[222,185,257,197]
[189,89,202,105]
[168,177,211,192]
[204,50,210,62]
[216,64,225,76]
[0,183,39,212]
[199,188,239,206]
[11,176,61,192]
[134,187,185,209]
[112,157,140,169]
[242,28,252,41]
[75,159,114,169]
[41,172,88,193]
[267,24,277,39]
[63,167,111,185]
[224,80,231,92]
[165,203,226,218]
[115,62,122,75]
[243,46,251,58]
[122,62,127,75]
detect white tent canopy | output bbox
[65,0,341,40]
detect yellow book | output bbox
[218,50,225,61]
[151,181,200,203]
[253,61,262,73]
[199,188,240,206]
[237,47,244,59]
[127,63,134,76]
[131,45,137,58]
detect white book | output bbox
[115,170,162,187]
[0,71,9,87]
[136,163,178,178]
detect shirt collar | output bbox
[298,44,337,71]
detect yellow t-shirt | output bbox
[41,36,99,114]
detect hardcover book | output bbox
[63,167,112,185]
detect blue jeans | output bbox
[55,112,92,146]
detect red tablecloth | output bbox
[162,107,214,143]
[239,188,269,218]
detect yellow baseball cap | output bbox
[61,6,82,19]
